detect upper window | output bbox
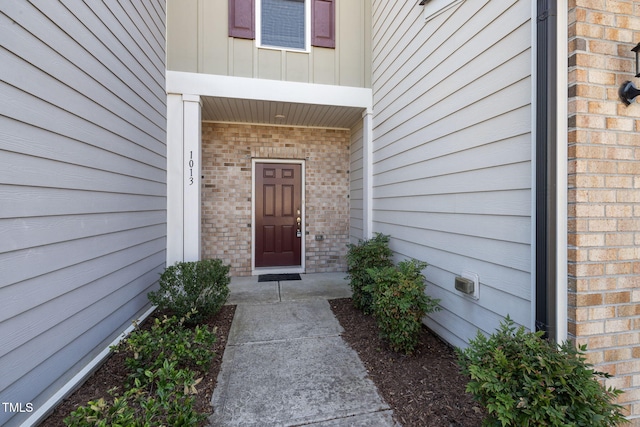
[229,0,335,50]
[258,0,309,50]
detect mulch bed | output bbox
[42,298,484,427]
[40,305,236,426]
[329,298,485,427]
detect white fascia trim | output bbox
[555,4,568,343]
[166,71,373,110]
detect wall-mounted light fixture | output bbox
[619,42,640,106]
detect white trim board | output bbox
[555,4,568,343]
[529,0,537,334]
[166,71,373,110]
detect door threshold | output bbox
[252,266,304,276]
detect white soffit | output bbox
[200,97,364,128]
[167,71,372,128]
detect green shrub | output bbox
[64,360,206,427]
[66,314,216,426]
[346,233,393,314]
[64,391,141,427]
[114,313,216,386]
[457,316,627,427]
[148,259,230,324]
[366,259,440,354]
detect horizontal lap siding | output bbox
[371,0,532,346]
[0,1,166,426]
[350,119,364,242]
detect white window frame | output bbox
[422,0,465,23]
[256,0,311,52]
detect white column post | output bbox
[182,94,202,262]
[167,94,184,265]
[362,109,374,239]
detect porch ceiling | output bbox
[201,96,365,129]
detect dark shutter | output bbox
[311,0,334,48]
[229,0,255,39]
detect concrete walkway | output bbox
[209,272,398,427]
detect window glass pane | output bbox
[261,0,305,49]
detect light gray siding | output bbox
[0,1,166,425]
[371,0,532,347]
[350,119,365,243]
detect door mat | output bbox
[258,273,302,282]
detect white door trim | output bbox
[251,158,306,275]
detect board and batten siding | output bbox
[371,0,533,347]
[167,0,371,88]
[0,2,166,426]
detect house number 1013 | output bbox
[188,151,195,185]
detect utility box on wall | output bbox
[455,271,479,300]
[455,276,474,294]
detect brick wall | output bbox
[568,1,640,421]
[201,122,350,276]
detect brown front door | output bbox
[255,163,302,268]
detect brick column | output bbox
[568,1,640,421]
